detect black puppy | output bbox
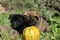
[9,14,29,34]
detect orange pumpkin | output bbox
[22,26,40,40]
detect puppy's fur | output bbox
[9,14,29,34]
[24,11,50,32]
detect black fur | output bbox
[9,14,29,34]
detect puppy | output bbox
[24,11,50,32]
[9,14,29,34]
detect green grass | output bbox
[0,11,60,40]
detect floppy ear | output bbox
[23,15,27,20]
[23,15,27,18]
[9,14,13,19]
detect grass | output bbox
[0,11,60,40]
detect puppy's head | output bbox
[23,11,40,26]
[24,11,40,20]
[9,14,27,29]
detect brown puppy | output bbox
[0,24,19,37]
[23,11,50,32]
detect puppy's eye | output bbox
[34,16,39,20]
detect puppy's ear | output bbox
[23,15,27,18]
[9,14,13,19]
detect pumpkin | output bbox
[22,26,40,40]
